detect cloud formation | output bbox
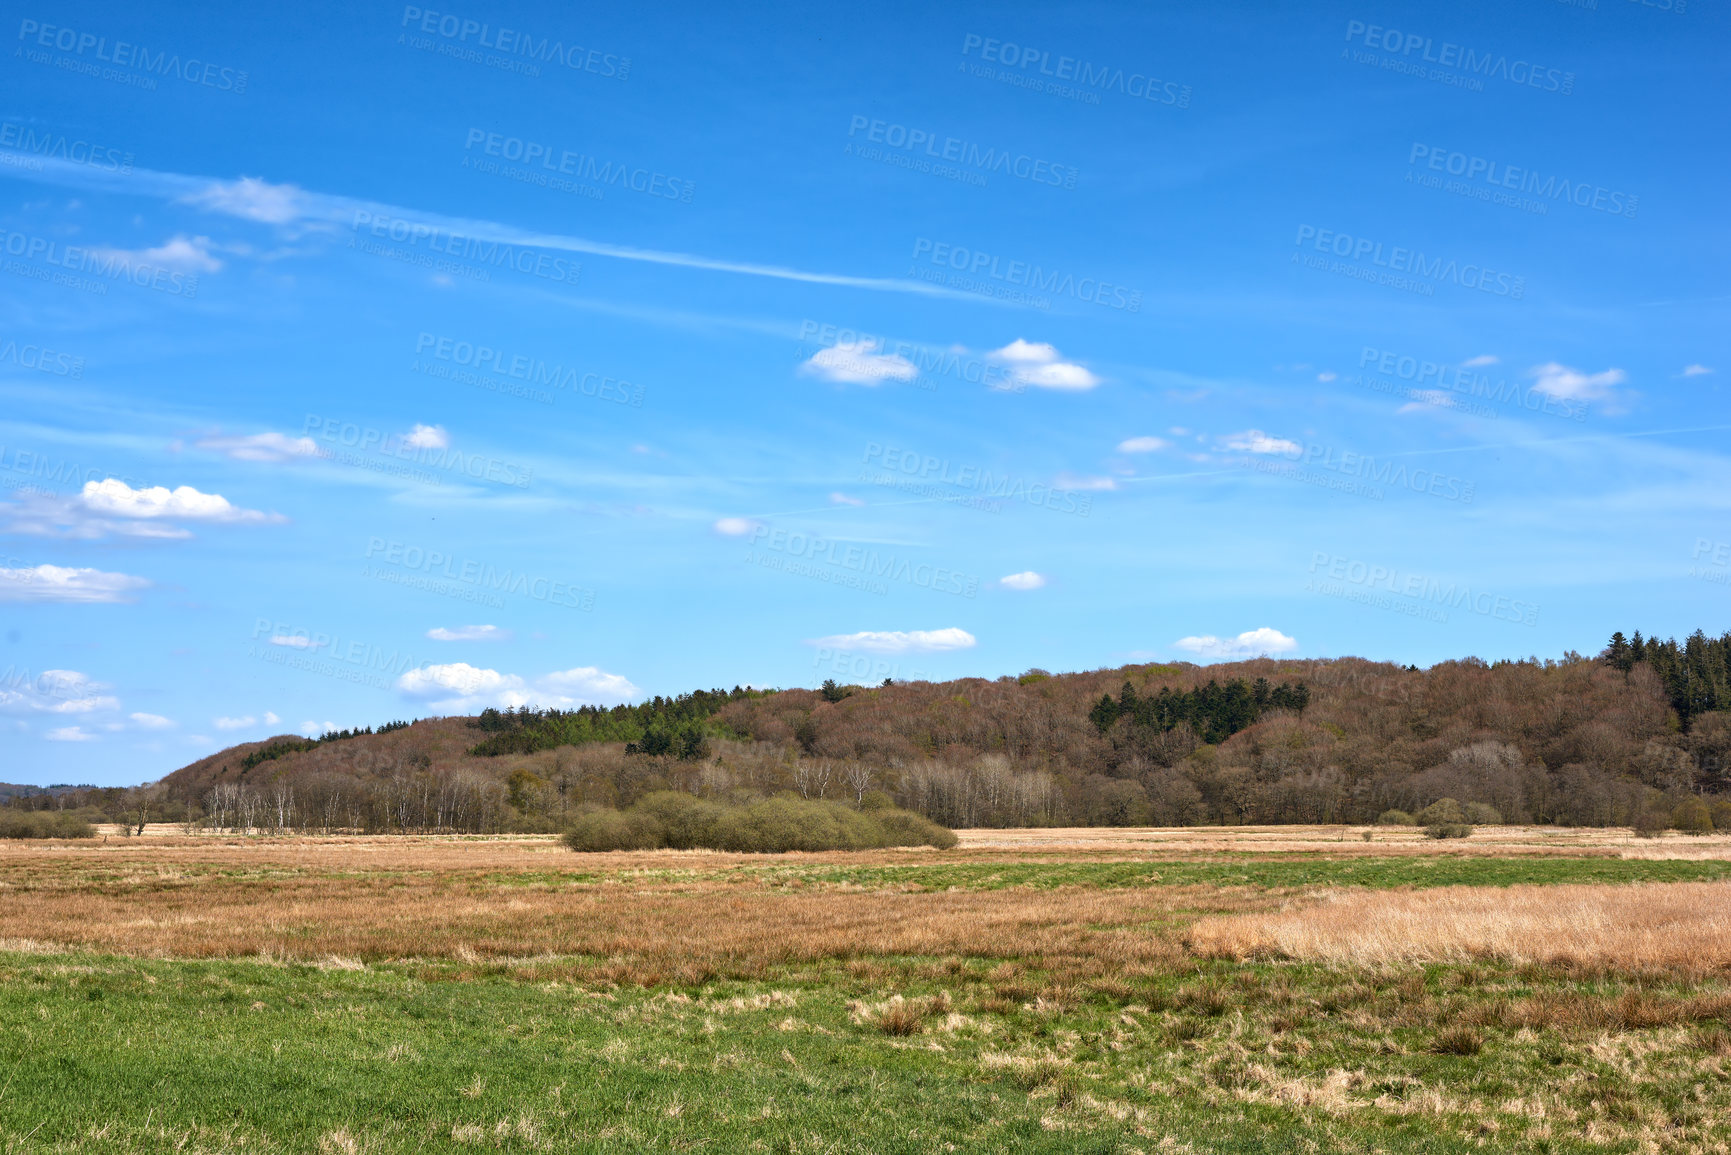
[0,564,150,603]
[798,341,919,386]
[427,625,511,642]
[989,339,1099,390]
[195,431,322,463]
[1117,436,1168,453]
[999,571,1046,590]
[1528,362,1626,402]
[0,669,119,714]
[804,628,977,654]
[1174,627,1298,659]
[397,662,639,711]
[1222,430,1301,456]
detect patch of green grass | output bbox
[4,950,1729,1153]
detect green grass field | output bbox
[4,839,1730,1153]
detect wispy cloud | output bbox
[1528,362,1626,402]
[804,628,977,654]
[999,572,1046,591]
[1,480,282,540]
[427,625,511,642]
[195,431,321,463]
[0,564,150,603]
[798,341,918,386]
[397,662,639,711]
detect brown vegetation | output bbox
[1188,881,1731,971]
[0,837,1214,984]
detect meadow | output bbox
[4,826,1731,1153]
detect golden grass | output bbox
[1188,881,1731,971]
[0,836,1229,983]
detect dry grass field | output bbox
[6,826,1731,1152]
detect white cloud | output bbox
[1397,390,1463,415]
[829,492,866,507]
[1683,364,1714,377]
[268,634,322,649]
[1054,473,1118,491]
[213,715,258,731]
[999,571,1046,591]
[1316,371,1337,383]
[0,564,151,604]
[1174,627,1299,659]
[88,234,222,273]
[299,720,337,737]
[988,339,1099,391]
[397,661,637,711]
[1222,429,1301,456]
[195,431,321,463]
[713,517,761,537]
[1117,436,1168,454]
[0,669,118,715]
[799,341,918,386]
[80,479,277,524]
[805,628,977,654]
[45,725,95,742]
[427,625,511,642]
[264,711,280,725]
[404,423,449,450]
[129,712,174,729]
[1462,354,1500,368]
[538,667,641,705]
[181,176,306,224]
[1528,362,1626,402]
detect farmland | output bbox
[4,827,1731,1152]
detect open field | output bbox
[5,827,1731,1152]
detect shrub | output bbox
[875,809,960,849]
[1710,798,1731,832]
[1377,809,1417,826]
[563,795,957,853]
[1417,798,1466,825]
[1424,823,1473,840]
[1672,797,1714,834]
[1631,808,1670,838]
[562,808,663,852]
[0,810,96,839]
[1461,802,1503,825]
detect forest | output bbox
[10,629,1730,834]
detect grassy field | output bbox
[5,827,1731,1153]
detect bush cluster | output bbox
[0,810,97,839]
[563,792,959,853]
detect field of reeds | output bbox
[5,826,1731,1152]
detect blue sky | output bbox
[1,0,1726,785]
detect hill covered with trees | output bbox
[14,630,1731,834]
